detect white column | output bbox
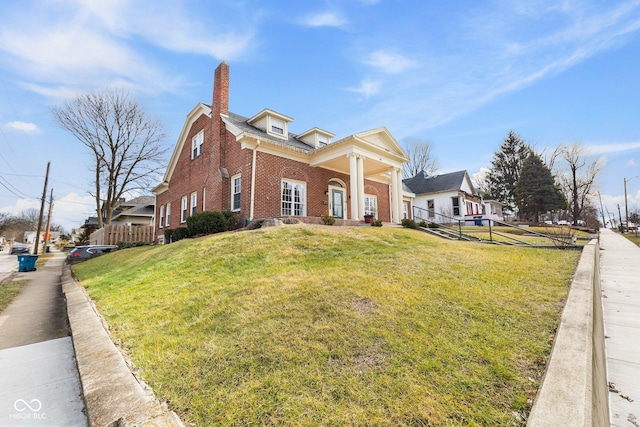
[357,155,365,220]
[391,167,400,223]
[396,168,404,223]
[349,154,359,220]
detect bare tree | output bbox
[402,140,438,178]
[52,88,167,227]
[552,142,604,223]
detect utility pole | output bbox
[617,204,623,233]
[43,188,54,254]
[34,162,50,255]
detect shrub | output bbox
[371,219,383,227]
[187,210,239,236]
[401,218,418,229]
[173,227,191,241]
[427,222,440,229]
[418,220,428,228]
[164,228,174,243]
[321,215,336,225]
[117,241,150,249]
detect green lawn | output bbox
[73,225,580,426]
[0,279,26,312]
[620,230,640,247]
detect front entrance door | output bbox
[331,189,345,219]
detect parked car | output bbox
[10,243,30,255]
[66,245,118,264]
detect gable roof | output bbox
[403,170,471,195]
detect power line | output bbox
[0,175,35,199]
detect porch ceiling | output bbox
[312,154,392,180]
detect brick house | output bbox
[152,62,410,242]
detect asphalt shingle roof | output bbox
[225,111,314,153]
[403,170,468,195]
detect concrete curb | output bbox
[62,266,184,427]
[527,239,609,426]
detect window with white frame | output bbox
[191,131,204,159]
[159,205,165,228]
[231,175,241,211]
[281,180,306,216]
[364,195,377,217]
[181,196,188,223]
[166,203,171,227]
[190,192,197,216]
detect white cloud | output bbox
[586,141,640,155]
[363,51,419,74]
[0,0,255,99]
[347,79,382,98]
[5,121,39,133]
[54,192,96,232]
[627,159,638,167]
[300,12,348,28]
[0,192,96,234]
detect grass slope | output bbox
[73,225,580,426]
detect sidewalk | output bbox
[0,247,86,426]
[599,229,640,426]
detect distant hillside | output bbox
[73,224,580,426]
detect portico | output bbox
[310,128,409,223]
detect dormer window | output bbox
[271,119,284,135]
[247,109,293,141]
[297,127,335,149]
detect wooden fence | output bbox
[89,224,154,245]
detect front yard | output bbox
[73,225,580,426]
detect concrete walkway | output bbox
[599,229,640,427]
[0,247,87,426]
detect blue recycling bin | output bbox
[18,254,38,272]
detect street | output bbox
[0,250,18,280]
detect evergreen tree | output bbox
[486,131,532,214]
[514,154,566,222]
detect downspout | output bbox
[250,140,260,220]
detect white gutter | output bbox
[250,141,260,220]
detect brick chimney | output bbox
[212,61,229,118]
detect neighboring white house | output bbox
[403,170,483,224]
[481,200,505,225]
[24,231,61,244]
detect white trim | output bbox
[281,179,306,217]
[231,174,241,212]
[190,192,197,216]
[191,131,204,159]
[180,196,188,223]
[364,194,378,217]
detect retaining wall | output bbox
[527,239,609,426]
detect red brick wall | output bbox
[248,151,391,222]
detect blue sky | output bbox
[1,0,639,231]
